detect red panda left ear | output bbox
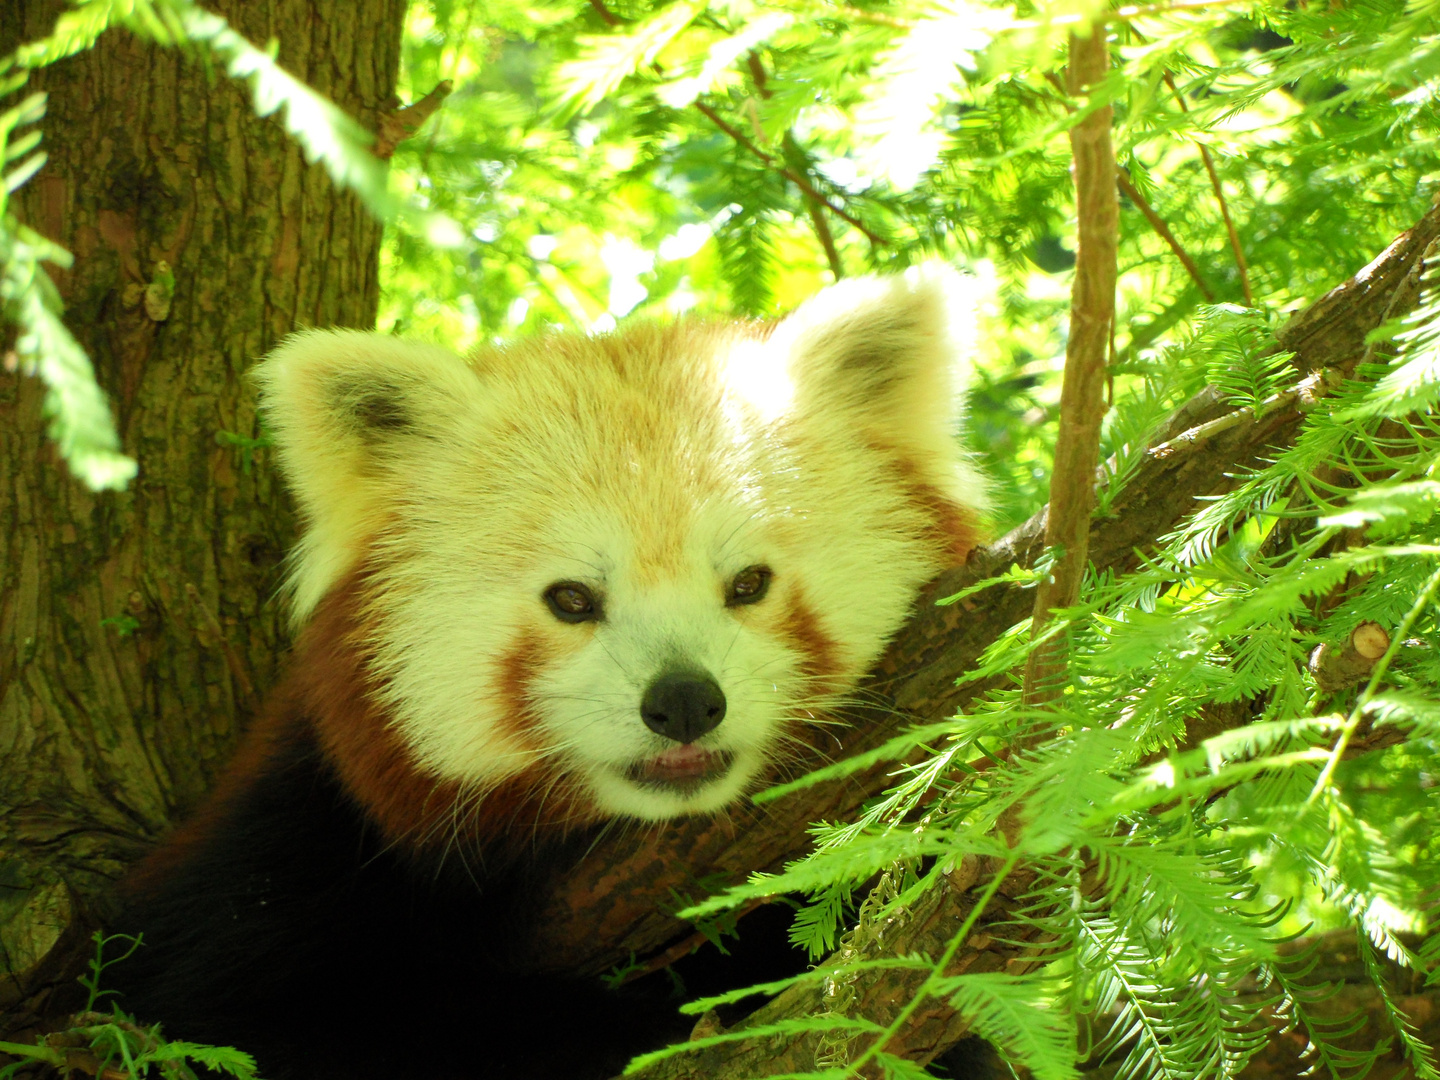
[253,330,486,624]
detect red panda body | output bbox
[110,270,986,1078]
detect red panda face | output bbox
[255,269,985,829]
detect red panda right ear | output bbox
[770,264,975,426]
[253,330,486,624]
[755,266,990,528]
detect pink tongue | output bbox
[653,745,710,769]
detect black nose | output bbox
[640,671,727,743]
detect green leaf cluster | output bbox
[0,933,256,1080]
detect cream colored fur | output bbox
[255,266,986,821]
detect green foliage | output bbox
[0,933,257,1080]
[379,0,1440,524]
[77,932,143,1012]
[677,324,1440,1077]
[100,614,141,636]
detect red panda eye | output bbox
[545,582,599,623]
[727,566,771,606]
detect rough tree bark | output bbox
[0,0,406,1022]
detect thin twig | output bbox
[783,135,845,278]
[804,198,844,278]
[1116,168,1214,299]
[588,0,620,25]
[1022,25,1118,706]
[584,0,884,252]
[1164,72,1253,304]
[692,100,887,246]
[745,50,769,96]
[752,52,846,278]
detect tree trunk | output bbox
[0,0,405,1021]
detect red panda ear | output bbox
[766,265,989,521]
[771,265,976,437]
[253,330,485,623]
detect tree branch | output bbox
[1116,168,1214,300]
[782,133,845,280]
[1164,71,1253,304]
[749,52,845,280]
[691,100,887,248]
[1023,25,1117,705]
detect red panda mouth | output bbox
[626,747,735,792]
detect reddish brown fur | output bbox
[871,443,980,566]
[494,631,547,750]
[781,582,842,685]
[127,570,587,873]
[303,573,598,851]
[297,575,469,852]
[907,473,980,566]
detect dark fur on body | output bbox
[109,705,688,1080]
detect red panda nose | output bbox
[640,671,727,744]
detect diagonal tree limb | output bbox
[522,203,1440,994]
[1117,168,1215,301]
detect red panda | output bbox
[109,268,986,1079]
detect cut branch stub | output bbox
[373,80,453,160]
[1309,621,1393,694]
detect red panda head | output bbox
[255,268,985,837]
